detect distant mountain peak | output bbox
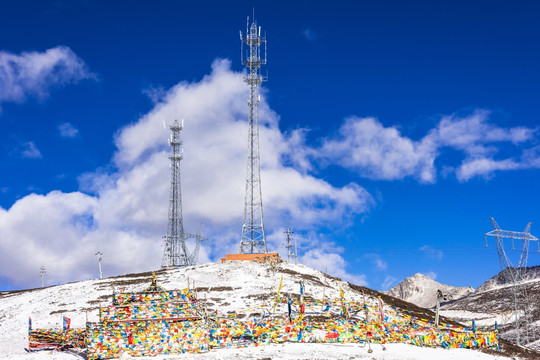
[385,273,474,309]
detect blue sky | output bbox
[0,0,539,291]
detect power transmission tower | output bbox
[40,266,46,288]
[95,251,103,279]
[185,224,208,266]
[161,120,207,268]
[239,16,268,254]
[485,217,539,346]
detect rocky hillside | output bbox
[385,273,474,309]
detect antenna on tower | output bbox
[239,14,268,254]
[485,217,539,346]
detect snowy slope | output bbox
[0,261,532,360]
[385,273,474,309]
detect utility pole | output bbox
[40,266,46,288]
[95,251,103,279]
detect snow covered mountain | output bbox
[0,261,537,359]
[385,273,474,309]
[476,266,540,293]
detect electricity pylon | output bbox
[485,217,539,346]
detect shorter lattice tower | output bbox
[485,217,540,346]
[161,120,207,268]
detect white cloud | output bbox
[419,245,444,260]
[320,117,436,182]
[0,59,372,288]
[0,46,95,109]
[425,271,438,280]
[20,141,42,159]
[58,122,79,138]
[456,158,521,181]
[301,248,367,286]
[318,110,538,182]
[427,110,534,154]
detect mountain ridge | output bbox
[385,272,474,309]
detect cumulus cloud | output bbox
[0,59,372,288]
[456,158,521,181]
[58,122,79,138]
[318,110,539,182]
[0,46,95,110]
[301,247,367,286]
[320,117,436,182]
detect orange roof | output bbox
[220,253,280,262]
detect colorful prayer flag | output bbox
[63,316,71,332]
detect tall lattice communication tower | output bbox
[485,217,539,346]
[161,119,206,268]
[239,16,268,254]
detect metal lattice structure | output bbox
[239,16,268,254]
[161,120,207,268]
[285,228,293,262]
[485,217,540,346]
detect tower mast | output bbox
[161,119,207,268]
[162,119,188,268]
[239,16,268,254]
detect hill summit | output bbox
[1,261,534,359]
